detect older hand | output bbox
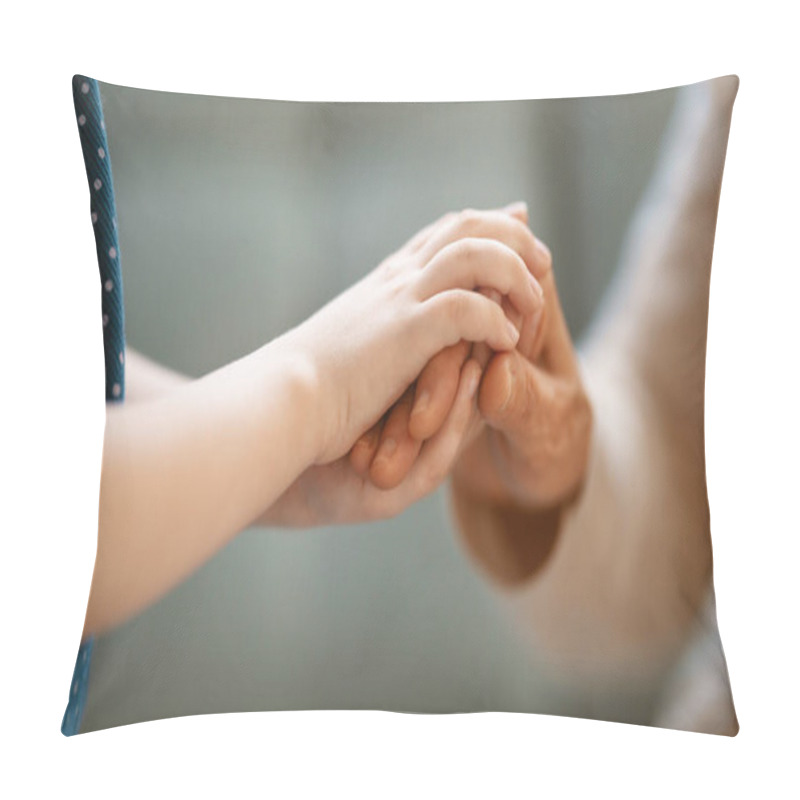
[352,203,590,514]
[453,233,591,511]
[449,217,593,586]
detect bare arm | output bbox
[85,209,540,635]
[123,348,190,402]
[87,337,317,635]
[449,77,739,684]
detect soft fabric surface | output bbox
[62,75,126,736]
[65,76,737,735]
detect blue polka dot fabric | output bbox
[61,75,126,736]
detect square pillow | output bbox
[64,74,738,736]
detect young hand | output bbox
[347,202,550,490]
[284,206,544,468]
[254,207,544,527]
[255,356,484,526]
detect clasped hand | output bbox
[260,202,591,528]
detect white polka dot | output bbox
[113,218,117,228]
[119,351,125,365]
[108,247,117,259]
[93,178,102,191]
[91,212,98,224]
[104,279,113,292]
[102,314,109,327]
[77,114,86,126]
[98,147,105,159]
[101,120,105,131]
[112,383,121,398]
[81,82,89,94]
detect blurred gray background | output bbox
[82,82,677,732]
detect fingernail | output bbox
[411,390,430,418]
[498,359,514,412]
[534,237,551,264]
[467,367,480,399]
[504,200,528,216]
[528,271,544,302]
[506,319,520,345]
[376,437,397,461]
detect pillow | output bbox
[64,74,739,736]
[62,76,125,736]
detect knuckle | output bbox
[386,269,411,302]
[457,207,480,230]
[378,252,406,281]
[489,302,505,331]
[445,291,469,324]
[507,247,527,276]
[452,237,483,261]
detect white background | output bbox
[1,1,797,797]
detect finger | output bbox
[471,340,492,371]
[408,341,470,441]
[420,289,522,353]
[476,348,593,507]
[402,211,458,255]
[470,287,503,370]
[357,361,482,519]
[417,238,544,318]
[348,420,383,477]
[418,208,551,281]
[405,201,529,256]
[369,389,423,490]
[502,200,529,225]
[520,264,576,377]
[488,288,524,341]
[403,358,483,499]
[477,349,548,440]
[543,270,578,376]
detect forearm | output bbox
[449,79,735,685]
[86,335,319,635]
[124,348,190,402]
[450,402,707,690]
[499,81,734,680]
[467,364,712,685]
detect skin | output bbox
[493,79,740,698]
[449,231,592,586]
[255,206,547,527]
[85,209,540,635]
[356,82,737,717]
[350,202,549,487]
[102,83,735,727]
[351,204,592,588]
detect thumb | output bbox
[477,350,546,439]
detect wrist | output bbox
[449,479,564,588]
[263,328,329,467]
